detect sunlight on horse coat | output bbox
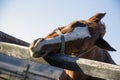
[29,13,116,80]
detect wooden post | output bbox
[23,64,30,80]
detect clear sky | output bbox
[1,0,120,65]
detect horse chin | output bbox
[33,52,43,57]
[30,49,48,58]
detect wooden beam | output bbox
[0,31,29,46]
[0,42,120,80]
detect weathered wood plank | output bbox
[0,31,29,46]
[0,42,120,80]
[0,42,49,64]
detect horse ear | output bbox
[95,38,116,51]
[88,13,106,22]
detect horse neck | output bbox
[78,46,104,60]
[76,46,97,59]
[78,46,116,64]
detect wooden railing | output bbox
[0,31,120,80]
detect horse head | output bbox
[29,13,116,57]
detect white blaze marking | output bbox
[34,26,91,50]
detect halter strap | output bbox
[54,28,65,54]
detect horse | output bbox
[29,13,116,80]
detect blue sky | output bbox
[0,0,120,65]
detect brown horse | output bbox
[29,13,116,80]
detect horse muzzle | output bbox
[29,38,48,57]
